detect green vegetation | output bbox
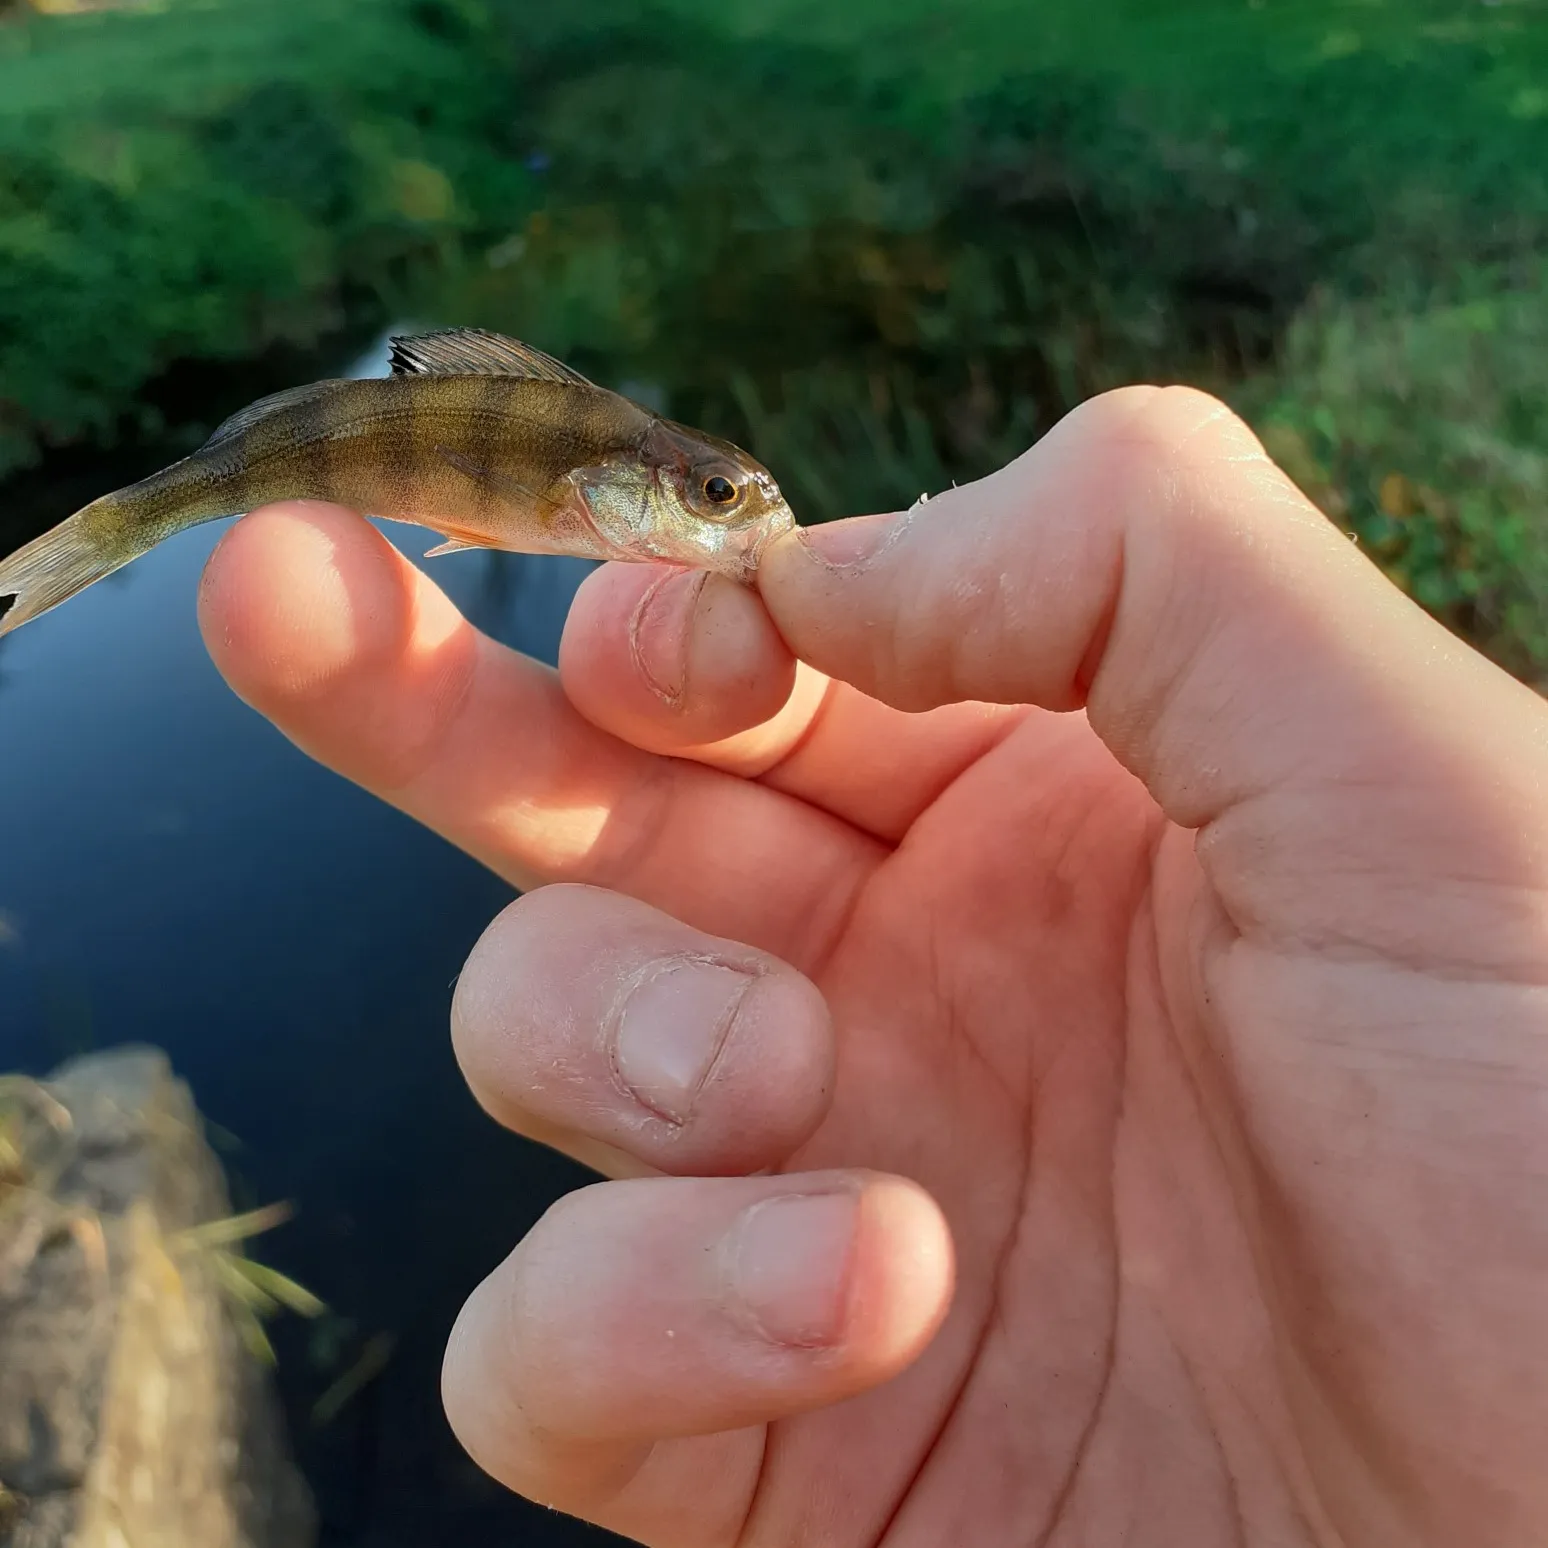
[1,0,1546,673]
[175,1200,326,1365]
[1246,266,1548,677]
[0,0,543,467]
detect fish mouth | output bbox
[739,502,798,580]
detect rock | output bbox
[0,1047,315,1548]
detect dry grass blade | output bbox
[179,1199,326,1367]
[228,1294,279,1366]
[176,1200,293,1250]
[230,1256,326,1319]
[311,1332,396,1428]
[209,1249,283,1317]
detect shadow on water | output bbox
[0,330,623,1545]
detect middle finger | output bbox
[451,885,836,1180]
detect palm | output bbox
[752,693,1542,1547]
[753,708,1172,1545]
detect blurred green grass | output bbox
[1,0,1546,675]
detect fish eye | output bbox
[688,466,748,521]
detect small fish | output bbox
[0,328,796,636]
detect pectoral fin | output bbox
[432,443,622,564]
[434,445,557,512]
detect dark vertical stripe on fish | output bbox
[355,380,396,515]
[470,376,506,524]
[409,377,436,505]
[214,412,250,504]
[353,380,392,515]
[294,378,333,506]
[400,379,425,513]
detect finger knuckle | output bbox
[1090,383,1262,465]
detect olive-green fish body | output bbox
[0,329,795,636]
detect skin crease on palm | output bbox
[194,385,1548,1548]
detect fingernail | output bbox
[724,1190,858,1348]
[630,569,706,706]
[795,510,908,572]
[609,956,753,1124]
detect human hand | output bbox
[199,386,1548,1546]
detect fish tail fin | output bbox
[0,502,130,637]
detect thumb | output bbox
[757,386,1548,968]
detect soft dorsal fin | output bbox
[202,381,345,448]
[388,328,595,385]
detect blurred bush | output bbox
[0,0,540,469]
[1247,264,1548,679]
[1,0,1546,674]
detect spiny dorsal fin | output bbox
[203,381,345,448]
[388,328,595,385]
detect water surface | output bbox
[0,332,621,1544]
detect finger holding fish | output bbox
[557,560,813,756]
[197,499,883,974]
[559,552,1032,840]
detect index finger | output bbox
[197,501,882,970]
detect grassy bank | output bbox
[2,0,1545,674]
[0,0,546,471]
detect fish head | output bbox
[569,419,796,581]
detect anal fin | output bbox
[423,534,485,558]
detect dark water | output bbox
[0,334,621,1544]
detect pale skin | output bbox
[196,385,1548,1546]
